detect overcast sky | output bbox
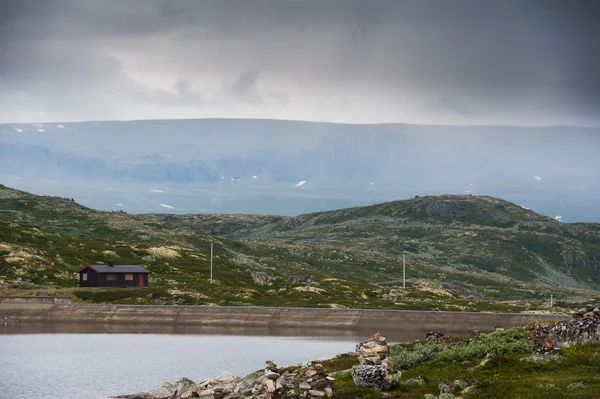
[0,0,599,126]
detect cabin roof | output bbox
[77,265,151,274]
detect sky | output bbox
[0,0,599,126]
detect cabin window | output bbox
[106,274,117,281]
[82,273,88,281]
[125,274,134,281]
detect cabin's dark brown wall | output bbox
[78,269,149,287]
[79,270,99,287]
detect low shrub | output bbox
[566,382,586,390]
[389,343,444,370]
[435,328,533,363]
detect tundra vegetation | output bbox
[1,184,599,311]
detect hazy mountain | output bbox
[1,119,598,221]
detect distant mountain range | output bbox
[1,119,598,221]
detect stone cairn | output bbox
[355,331,391,366]
[299,363,336,398]
[351,332,401,391]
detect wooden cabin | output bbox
[77,261,151,287]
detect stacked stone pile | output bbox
[355,331,391,366]
[299,363,336,398]
[351,332,400,391]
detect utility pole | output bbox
[402,253,406,289]
[210,242,214,284]
[550,294,553,308]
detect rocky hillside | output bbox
[174,195,600,289]
[1,184,599,310]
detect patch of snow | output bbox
[221,176,225,179]
[533,176,542,181]
[520,205,530,210]
[230,177,235,181]
[116,204,124,207]
[555,215,562,221]
[57,124,65,128]
[37,129,45,132]
[14,128,23,132]
[252,175,258,179]
[463,190,472,194]
[149,189,163,193]
[160,204,175,209]
[293,180,306,187]
[370,182,374,185]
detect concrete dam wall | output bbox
[0,304,569,336]
[0,296,72,305]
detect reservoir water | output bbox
[0,324,378,399]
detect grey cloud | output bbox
[135,79,203,107]
[427,97,475,118]
[227,71,262,104]
[0,0,598,125]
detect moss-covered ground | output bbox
[316,329,600,398]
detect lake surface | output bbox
[0,324,370,399]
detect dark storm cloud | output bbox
[0,0,598,125]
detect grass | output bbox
[314,329,600,398]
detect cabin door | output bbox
[138,274,144,286]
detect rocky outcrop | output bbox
[251,271,275,286]
[529,309,600,348]
[288,275,317,286]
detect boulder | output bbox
[174,377,196,395]
[351,365,401,391]
[148,387,174,399]
[251,271,275,286]
[288,275,317,286]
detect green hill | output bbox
[1,184,599,311]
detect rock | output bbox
[438,382,452,393]
[521,349,564,363]
[403,376,425,386]
[217,371,237,383]
[468,353,494,372]
[198,388,214,397]
[174,377,196,394]
[265,371,280,380]
[351,365,401,391]
[288,275,317,286]
[299,382,312,390]
[308,389,325,397]
[148,387,175,399]
[142,255,156,262]
[530,316,600,348]
[426,332,450,343]
[251,271,275,286]
[324,387,333,397]
[265,379,276,392]
[453,379,470,390]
